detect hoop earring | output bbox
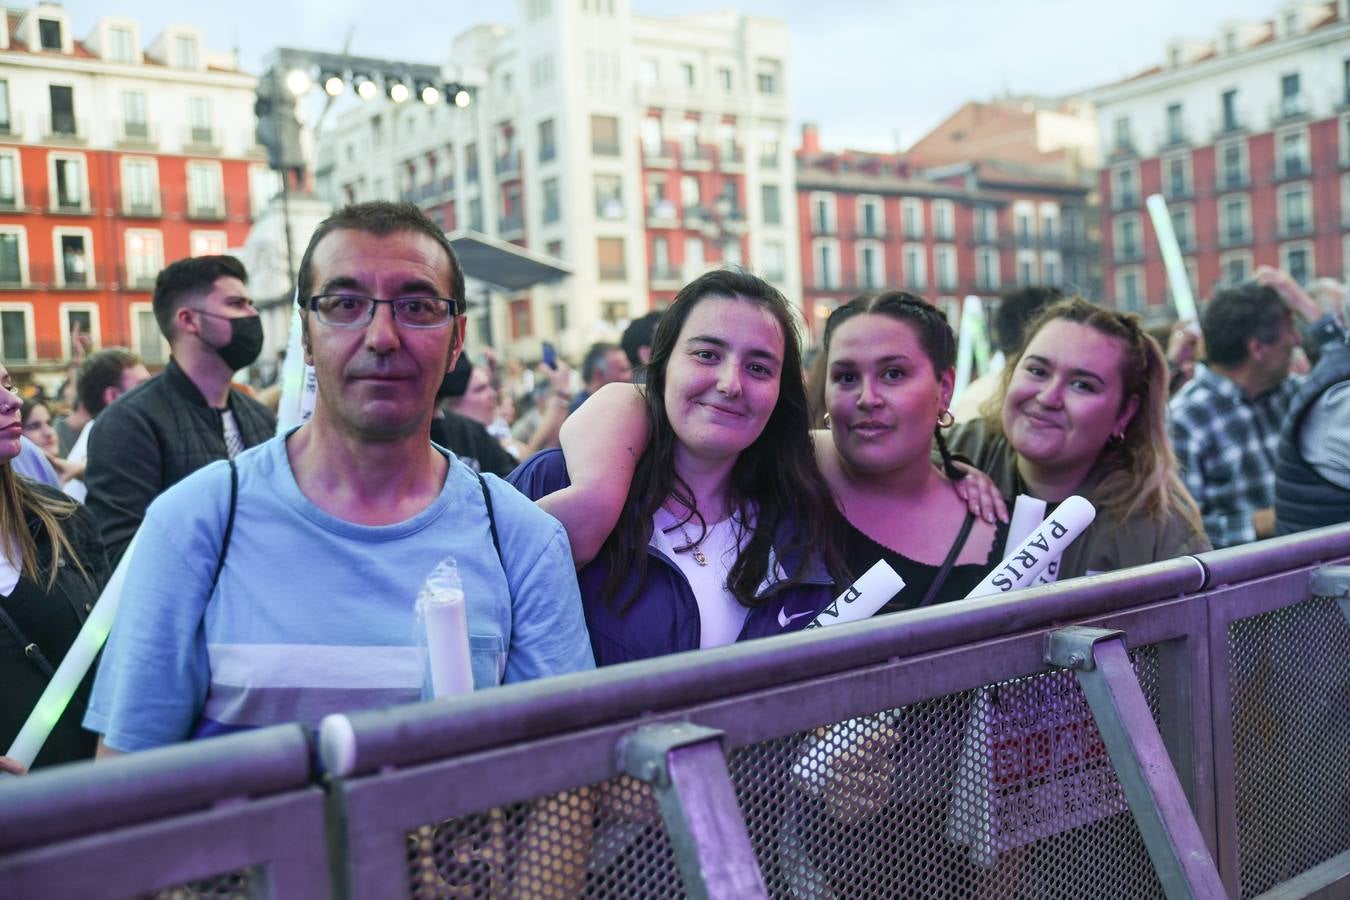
[937,409,955,428]
[822,412,832,427]
[1108,430,1125,446]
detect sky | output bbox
[66,0,1286,151]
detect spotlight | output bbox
[451,85,472,108]
[418,81,440,105]
[322,71,345,97]
[285,68,312,96]
[387,77,410,104]
[353,74,378,100]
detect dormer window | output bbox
[38,18,62,51]
[109,26,135,63]
[174,34,198,69]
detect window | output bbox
[1163,155,1190,199]
[1042,251,1061,286]
[542,178,560,224]
[174,34,198,69]
[1220,194,1251,245]
[1114,215,1141,261]
[859,196,883,237]
[639,58,658,84]
[1039,205,1059,247]
[186,162,223,218]
[813,240,838,289]
[188,97,213,145]
[761,241,785,281]
[680,175,701,211]
[467,198,483,231]
[722,238,742,267]
[1279,184,1312,237]
[189,230,226,257]
[591,115,620,156]
[109,25,135,62]
[1280,243,1312,285]
[975,247,999,290]
[1016,251,1037,285]
[0,151,20,209]
[858,243,884,289]
[756,59,781,95]
[538,119,556,163]
[1218,140,1248,189]
[680,118,700,155]
[903,244,927,290]
[935,245,957,291]
[679,63,695,88]
[758,184,780,226]
[0,306,32,361]
[54,230,92,286]
[1113,116,1132,151]
[975,206,997,243]
[38,18,62,50]
[551,302,567,333]
[125,229,163,288]
[0,79,10,133]
[1219,251,1252,286]
[49,84,76,136]
[1165,103,1184,144]
[684,236,705,274]
[1280,72,1302,117]
[597,236,625,280]
[1014,203,1035,246]
[1279,129,1308,176]
[933,200,954,240]
[651,236,672,278]
[1115,268,1143,313]
[810,193,836,235]
[901,198,924,239]
[249,166,281,219]
[464,144,478,183]
[1171,205,1194,251]
[122,91,148,140]
[0,229,27,285]
[121,158,158,215]
[1112,165,1139,208]
[641,117,664,157]
[718,67,733,91]
[1221,89,1240,132]
[758,127,780,167]
[51,155,86,211]
[595,174,623,219]
[61,304,96,354]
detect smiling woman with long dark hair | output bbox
[509,269,845,665]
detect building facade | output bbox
[796,125,1096,339]
[0,4,274,379]
[317,0,797,361]
[1089,0,1350,321]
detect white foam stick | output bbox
[965,496,1096,599]
[1145,194,1199,324]
[423,587,474,697]
[6,535,139,770]
[1006,495,1048,549]
[952,295,985,402]
[275,301,318,435]
[800,560,906,629]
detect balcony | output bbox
[440,174,455,196]
[1107,139,1138,161]
[902,224,925,241]
[498,211,524,236]
[33,262,98,291]
[1114,244,1143,263]
[184,125,220,153]
[1212,116,1247,140]
[1015,231,1036,249]
[538,143,556,164]
[642,141,678,167]
[494,151,520,178]
[1272,159,1311,182]
[0,264,26,288]
[595,197,625,221]
[1271,96,1309,123]
[683,204,712,227]
[187,200,227,222]
[1218,227,1252,248]
[42,115,87,144]
[0,113,20,138]
[646,199,679,227]
[50,190,91,215]
[1160,129,1189,151]
[811,218,838,237]
[812,274,842,291]
[683,144,714,171]
[718,145,744,170]
[649,264,682,289]
[1216,170,1250,191]
[1111,192,1141,211]
[117,120,157,149]
[1277,219,1313,240]
[117,187,163,218]
[118,264,158,291]
[1162,182,1193,201]
[758,149,780,168]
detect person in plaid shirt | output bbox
[1168,270,1343,548]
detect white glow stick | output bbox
[1006,495,1047,549]
[965,496,1096,599]
[1145,194,1199,324]
[275,301,318,435]
[801,560,906,629]
[953,295,985,402]
[5,535,139,769]
[423,588,474,697]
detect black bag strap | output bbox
[0,601,54,678]
[209,459,238,592]
[917,512,977,609]
[478,473,503,567]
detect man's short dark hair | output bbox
[582,342,621,383]
[77,348,144,416]
[296,202,465,308]
[994,286,1061,357]
[621,311,662,367]
[1201,282,1290,367]
[152,255,247,338]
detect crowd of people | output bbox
[0,200,1346,782]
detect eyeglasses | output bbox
[307,293,464,329]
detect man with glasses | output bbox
[86,203,592,754]
[85,255,274,566]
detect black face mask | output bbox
[195,310,264,371]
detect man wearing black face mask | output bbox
[86,255,276,565]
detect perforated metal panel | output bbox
[730,647,1166,899]
[1229,596,1350,899]
[404,778,683,898]
[148,870,257,899]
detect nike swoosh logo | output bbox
[777,607,816,629]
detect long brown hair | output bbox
[600,269,846,610]
[981,297,1203,531]
[0,463,87,589]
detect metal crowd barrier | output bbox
[1,523,1347,899]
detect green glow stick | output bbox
[1145,194,1199,323]
[5,534,139,769]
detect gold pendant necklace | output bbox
[675,518,709,566]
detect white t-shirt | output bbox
[652,507,750,649]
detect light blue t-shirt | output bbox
[85,434,592,752]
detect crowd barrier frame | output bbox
[0,524,1346,899]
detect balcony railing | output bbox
[498,211,524,235]
[495,151,520,178]
[187,201,226,222]
[718,145,744,168]
[1277,219,1313,240]
[1114,244,1143,263]
[1273,159,1311,181]
[647,200,679,225]
[1218,228,1252,248]
[811,218,837,236]
[116,187,163,217]
[185,125,219,151]
[683,144,714,168]
[1216,170,1250,191]
[649,264,681,286]
[642,141,678,165]
[1272,96,1308,122]
[42,115,87,143]
[51,191,91,215]
[595,198,625,220]
[118,120,157,147]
